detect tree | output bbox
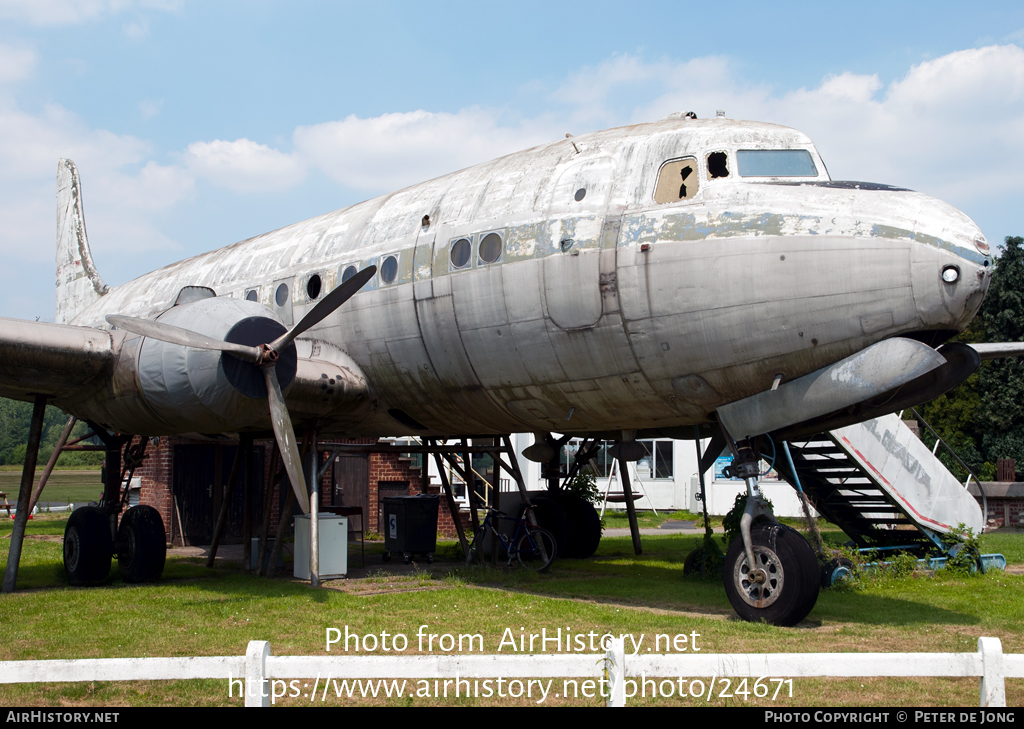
[917,236,1024,479]
[977,236,1024,468]
[0,398,102,467]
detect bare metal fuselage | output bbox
[65,117,991,438]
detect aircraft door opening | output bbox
[543,156,617,330]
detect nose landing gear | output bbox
[721,437,820,626]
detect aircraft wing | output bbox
[0,317,116,403]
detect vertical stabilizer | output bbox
[56,159,108,324]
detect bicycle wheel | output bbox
[515,526,557,572]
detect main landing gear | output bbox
[63,433,166,586]
[721,438,819,627]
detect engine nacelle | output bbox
[76,297,369,435]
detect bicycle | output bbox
[465,505,557,572]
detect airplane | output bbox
[0,111,1016,626]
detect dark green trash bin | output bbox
[381,494,439,564]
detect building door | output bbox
[172,443,264,545]
[333,453,369,519]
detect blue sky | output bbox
[2,0,1024,320]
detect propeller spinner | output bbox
[107,266,376,515]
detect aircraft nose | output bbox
[908,203,991,333]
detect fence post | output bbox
[605,637,625,707]
[245,640,272,707]
[978,637,1006,708]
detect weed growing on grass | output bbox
[682,535,723,580]
[942,523,982,576]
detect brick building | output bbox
[132,435,470,548]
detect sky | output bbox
[2,0,1024,320]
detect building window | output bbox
[564,439,674,479]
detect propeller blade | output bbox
[268,265,376,353]
[106,315,262,363]
[263,365,311,514]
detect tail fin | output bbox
[56,159,108,324]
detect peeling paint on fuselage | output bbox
[71,117,992,438]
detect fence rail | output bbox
[0,638,1018,707]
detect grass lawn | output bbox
[0,513,1021,707]
[0,469,103,507]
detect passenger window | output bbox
[340,264,357,283]
[244,289,258,302]
[654,157,699,203]
[380,255,398,284]
[478,232,502,264]
[707,151,729,179]
[450,238,471,269]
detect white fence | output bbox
[0,637,1019,707]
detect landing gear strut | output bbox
[721,437,819,626]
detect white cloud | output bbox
[293,109,554,192]
[183,138,307,193]
[0,99,192,265]
[0,43,36,83]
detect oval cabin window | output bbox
[380,255,398,284]
[450,238,471,268]
[478,232,502,264]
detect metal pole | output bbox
[308,431,320,587]
[617,455,643,556]
[242,434,254,573]
[694,427,713,541]
[28,415,75,514]
[3,394,47,593]
[432,451,469,556]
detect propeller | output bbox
[107,266,376,514]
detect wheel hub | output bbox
[734,546,784,608]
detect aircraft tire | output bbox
[116,505,166,583]
[63,506,113,586]
[550,492,602,559]
[723,524,819,627]
[524,495,568,558]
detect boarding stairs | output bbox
[774,413,985,551]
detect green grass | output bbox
[601,509,723,529]
[0,469,103,506]
[1,514,1022,706]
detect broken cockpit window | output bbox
[706,151,729,179]
[654,157,699,203]
[737,150,817,177]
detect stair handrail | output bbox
[909,408,989,526]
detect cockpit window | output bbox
[654,157,699,204]
[737,150,817,177]
[706,151,729,179]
